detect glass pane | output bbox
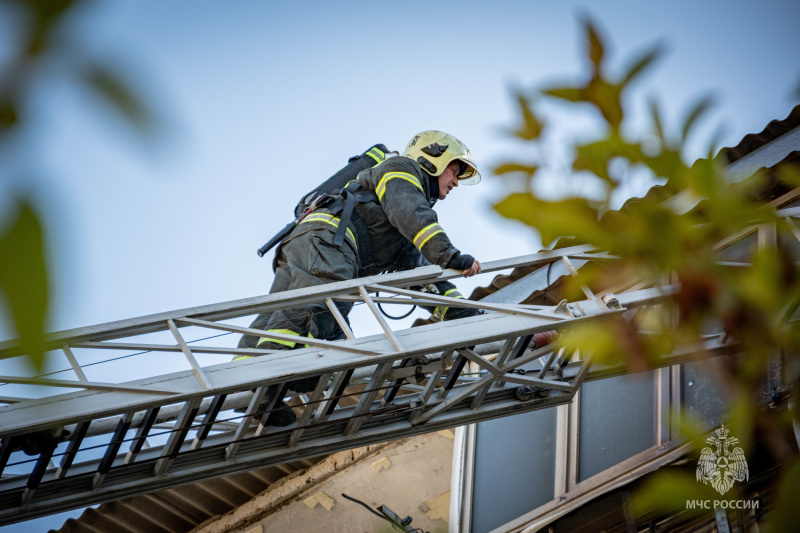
[578,372,656,481]
[471,408,558,533]
[682,359,730,431]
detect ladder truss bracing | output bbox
[0,244,737,524]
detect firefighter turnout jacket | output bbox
[293,156,461,275]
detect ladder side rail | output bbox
[72,341,275,356]
[176,317,381,356]
[430,244,598,282]
[1,303,598,436]
[0,266,443,358]
[0,246,602,359]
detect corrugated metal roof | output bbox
[51,459,319,533]
[724,105,800,164]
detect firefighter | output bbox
[237,131,483,425]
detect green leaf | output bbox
[776,163,800,189]
[767,459,800,532]
[586,77,623,129]
[509,92,545,140]
[492,163,539,177]
[83,62,155,137]
[493,193,606,248]
[632,469,720,518]
[681,94,715,145]
[0,199,50,370]
[621,43,665,86]
[556,321,622,366]
[648,98,666,145]
[542,86,584,103]
[582,16,605,74]
[573,136,646,183]
[0,100,18,131]
[573,139,613,182]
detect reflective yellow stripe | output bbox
[418,230,443,250]
[232,355,253,361]
[257,329,300,348]
[304,332,314,349]
[376,172,423,201]
[434,291,464,320]
[366,147,385,164]
[299,213,358,250]
[413,223,439,246]
[413,223,444,251]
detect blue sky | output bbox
[0,0,798,530]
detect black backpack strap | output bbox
[333,189,356,248]
[329,181,379,250]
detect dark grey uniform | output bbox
[237,156,476,364]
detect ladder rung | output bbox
[381,358,412,406]
[255,383,291,437]
[312,370,353,425]
[191,395,227,450]
[98,414,134,475]
[344,362,393,436]
[154,399,202,476]
[22,428,64,504]
[0,438,14,479]
[125,407,160,464]
[288,374,332,447]
[225,387,269,461]
[55,421,90,480]
[440,355,468,398]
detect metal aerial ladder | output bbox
[0,244,732,526]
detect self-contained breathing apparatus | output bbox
[256,144,391,258]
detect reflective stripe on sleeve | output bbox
[257,329,301,348]
[413,222,444,251]
[299,213,358,250]
[433,290,464,320]
[376,172,423,201]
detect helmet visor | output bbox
[455,159,481,185]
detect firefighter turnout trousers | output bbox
[235,226,358,393]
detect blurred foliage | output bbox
[0,201,48,368]
[0,0,157,371]
[494,16,800,527]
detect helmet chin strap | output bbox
[428,174,440,205]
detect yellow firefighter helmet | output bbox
[402,130,481,185]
